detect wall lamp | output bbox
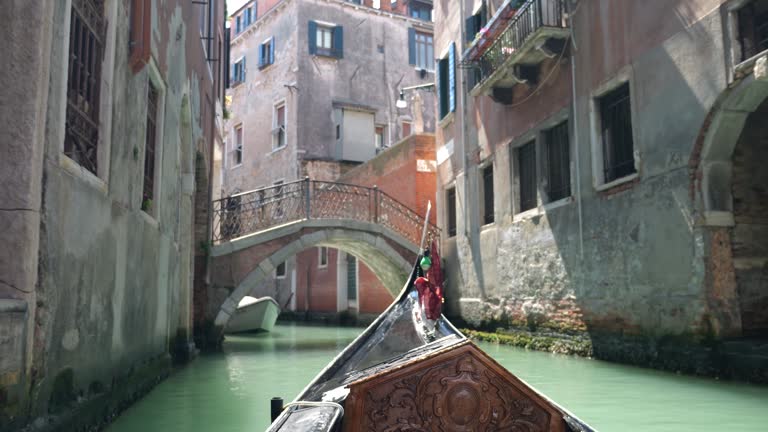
[396,83,436,109]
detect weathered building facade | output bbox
[221,0,437,318]
[434,0,768,380]
[0,0,226,429]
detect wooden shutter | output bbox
[448,42,456,113]
[258,44,265,68]
[408,28,416,64]
[308,21,317,54]
[333,25,344,58]
[269,36,275,64]
[465,16,476,43]
[129,0,151,73]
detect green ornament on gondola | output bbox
[420,255,432,272]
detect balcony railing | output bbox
[463,0,567,92]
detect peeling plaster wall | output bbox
[435,0,741,349]
[0,0,225,428]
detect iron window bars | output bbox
[599,83,636,183]
[65,0,106,175]
[545,121,570,202]
[518,141,537,212]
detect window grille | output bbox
[346,254,358,300]
[518,141,537,212]
[142,84,159,210]
[738,0,768,62]
[482,165,494,224]
[65,0,105,175]
[545,121,570,202]
[446,187,457,237]
[599,83,635,183]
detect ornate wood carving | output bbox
[343,342,565,432]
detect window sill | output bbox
[258,62,275,72]
[318,265,328,270]
[734,50,768,77]
[595,172,639,192]
[59,154,108,196]
[313,51,340,60]
[269,145,287,155]
[480,221,495,230]
[513,207,539,223]
[230,163,243,170]
[438,112,455,129]
[274,275,287,280]
[139,209,159,229]
[542,196,573,212]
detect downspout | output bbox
[458,0,470,237]
[567,0,584,259]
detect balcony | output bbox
[462,0,569,104]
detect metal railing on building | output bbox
[464,0,567,90]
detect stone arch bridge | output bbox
[200,179,438,347]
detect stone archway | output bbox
[696,60,768,337]
[730,97,768,336]
[207,222,417,343]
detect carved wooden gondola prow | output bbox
[342,341,568,432]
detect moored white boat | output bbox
[224,296,280,334]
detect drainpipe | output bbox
[567,0,584,260]
[458,0,470,237]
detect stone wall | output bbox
[432,0,768,379]
[0,0,225,428]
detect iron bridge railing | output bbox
[212,179,440,248]
[468,0,566,88]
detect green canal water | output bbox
[106,323,768,432]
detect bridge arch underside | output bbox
[208,220,420,342]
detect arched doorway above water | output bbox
[694,58,768,338]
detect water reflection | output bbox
[106,324,768,432]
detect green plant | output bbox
[141,198,152,212]
[223,107,231,119]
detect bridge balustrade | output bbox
[211,178,439,248]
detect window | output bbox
[318,247,328,268]
[737,0,768,62]
[64,0,106,175]
[236,15,241,34]
[259,37,275,69]
[309,21,343,58]
[544,121,571,202]
[481,165,494,224]
[517,141,537,212]
[465,3,487,42]
[598,83,635,183]
[142,83,159,213]
[375,126,385,151]
[233,124,243,166]
[275,261,287,278]
[437,43,456,119]
[409,30,434,70]
[409,1,432,21]
[446,187,457,237]
[346,254,358,301]
[317,26,333,50]
[232,57,246,85]
[401,120,412,138]
[273,103,286,149]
